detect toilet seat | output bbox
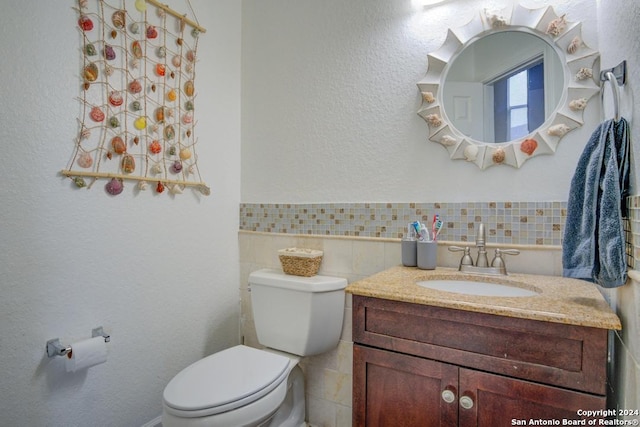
[163,345,291,418]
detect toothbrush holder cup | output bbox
[417,241,437,270]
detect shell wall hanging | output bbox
[416,2,600,169]
[62,0,210,196]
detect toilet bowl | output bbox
[162,269,347,427]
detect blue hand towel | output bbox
[562,118,630,288]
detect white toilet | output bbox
[162,269,348,427]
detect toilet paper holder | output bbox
[46,326,111,358]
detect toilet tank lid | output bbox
[249,269,347,292]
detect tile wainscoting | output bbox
[239,198,640,426]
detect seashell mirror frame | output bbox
[417,3,600,169]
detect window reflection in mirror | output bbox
[491,59,544,142]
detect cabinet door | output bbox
[354,344,458,427]
[458,368,606,427]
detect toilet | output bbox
[162,269,347,427]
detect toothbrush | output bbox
[434,215,443,241]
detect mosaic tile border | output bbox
[239,201,567,246]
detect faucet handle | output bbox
[449,246,474,267]
[491,248,520,271]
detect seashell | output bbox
[112,10,126,29]
[186,129,192,137]
[135,0,147,12]
[77,152,93,168]
[182,113,193,124]
[492,147,505,164]
[166,89,177,101]
[463,145,478,162]
[129,79,142,94]
[426,114,442,127]
[200,185,211,196]
[149,140,162,154]
[547,123,571,137]
[188,164,196,175]
[83,82,91,90]
[83,62,99,82]
[146,25,158,39]
[156,7,165,18]
[137,180,148,191]
[168,146,177,156]
[569,98,588,111]
[131,101,142,111]
[133,136,140,145]
[78,15,94,31]
[170,71,175,79]
[170,160,183,173]
[575,68,593,81]
[520,138,538,156]
[111,136,126,154]
[184,80,194,97]
[185,63,194,74]
[106,151,113,160]
[185,100,194,111]
[176,38,183,46]
[73,177,87,188]
[105,178,124,195]
[546,14,567,37]
[104,44,116,61]
[186,50,196,63]
[131,41,143,59]
[111,30,118,39]
[104,64,114,76]
[109,91,123,107]
[156,181,165,193]
[172,55,182,68]
[79,0,88,9]
[130,22,140,34]
[191,29,200,38]
[169,184,183,195]
[85,43,97,56]
[567,36,582,54]
[421,92,435,104]
[121,154,135,173]
[134,116,146,130]
[151,163,163,174]
[80,127,91,140]
[156,63,166,77]
[440,135,457,146]
[90,106,105,122]
[130,58,140,69]
[150,124,159,134]
[179,147,192,160]
[485,9,507,28]
[151,84,156,92]
[155,107,165,122]
[157,47,166,58]
[109,116,120,128]
[164,125,175,140]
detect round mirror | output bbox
[443,30,564,143]
[417,3,600,169]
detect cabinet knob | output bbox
[441,389,456,404]
[459,395,474,410]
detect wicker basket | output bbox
[278,248,323,277]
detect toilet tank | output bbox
[248,269,347,356]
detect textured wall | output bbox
[0,1,241,426]
[241,0,600,203]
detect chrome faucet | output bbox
[448,223,520,275]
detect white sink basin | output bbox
[416,280,539,297]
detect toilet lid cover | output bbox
[163,345,290,412]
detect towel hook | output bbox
[600,60,626,122]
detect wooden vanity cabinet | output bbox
[353,295,609,426]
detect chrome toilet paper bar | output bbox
[46,326,111,358]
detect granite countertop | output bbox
[346,266,621,330]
